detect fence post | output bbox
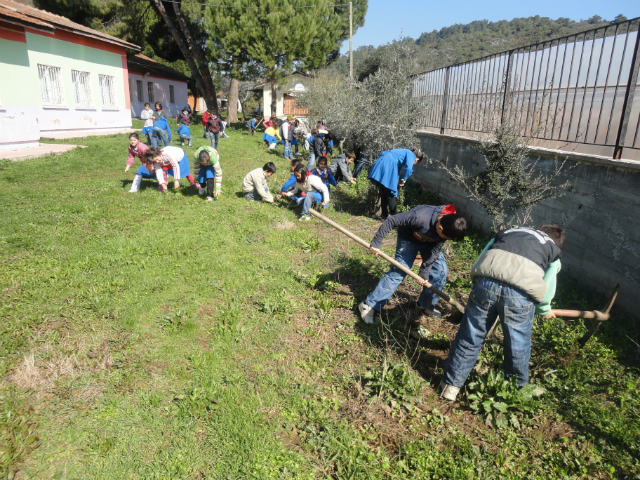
[500,50,515,126]
[440,66,451,134]
[613,25,640,159]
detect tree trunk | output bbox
[270,79,277,117]
[228,77,239,122]
[151,0,218,115]
[170,1,220,116]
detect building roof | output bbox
[127,54,190,82]
[0,0,140,50]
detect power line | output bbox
[160,0,349,8]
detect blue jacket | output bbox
[153,117,172,141]
[368,149,416,197]
[281,173,297,193]
[177,124,191,137]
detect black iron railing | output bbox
[412,18,640,159]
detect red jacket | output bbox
[202,112,210,126]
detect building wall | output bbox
[128,72,188,118]
[414,131,640,317]
[0,28,132,149]
[262,85,284,117]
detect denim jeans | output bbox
[208,131,219,149]
[307,152,316,170]
[354,158,367,178]
[443,277,535,388]
[365,238,447,312]
[301,192,328,215]
[180,134,192,147]
[151,127,168,147]
[284,141,293,159]
[244,184,269,201]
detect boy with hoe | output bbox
[242,162,277,203]
[439,225,564,401]
[358,205,468,324]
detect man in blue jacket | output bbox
[440,225,564,402]
[358,205,467,324]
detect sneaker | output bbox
[298,214,311,222]
[439,381,460,402]
[207,196,214,202]
[198,188,205,196]
[416,304,442,318]
[358,302,375,324]
[181,142,185,146]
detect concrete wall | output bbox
[128,73,188,118]
[414,130,640,316]
[0,30,131,149]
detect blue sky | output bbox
[340,0,640,53]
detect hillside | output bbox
[329,14,629,76]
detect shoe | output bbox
[298,214,311,221]
[181,142,185,146]
[358,302,375,324]
[207,196,214,202]
[416,304,442,318]
[198,188,205,195]
[439,381,459,402]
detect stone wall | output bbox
[414,130,640,316]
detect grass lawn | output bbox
[0,120,638,479]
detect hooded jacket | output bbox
[471,227,562,305]
[371,205,456,280]
[329,154,353,182]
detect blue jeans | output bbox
[443,277,535,388]
[244,184,269,201]
[284,141,293,159]
[365,239,447,312]
[151,127,168,147]
[180,134,192,146]
[354,158,367,178]
[209,131,219,149]
[301,192,327,215]
[307,153,316,170]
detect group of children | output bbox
[125,113,568,404]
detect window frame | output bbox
[98,74,118,109]
[147,81,154,103]
[71,70,93,108]
[136,80,143,102]
[38,64,65,107]
[169,85,175,104]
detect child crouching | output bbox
[193,146,222,201]
[311,156,338,192]
[177,123,192,147]
[281,164,329,221]
[145,146,196,193]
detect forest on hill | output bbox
[328,14,630,77]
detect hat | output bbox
[287,115,294,121]
[318,129,328,134]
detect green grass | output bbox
[0,120,638,478]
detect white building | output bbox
[251,72,311,118]
[127,54,189,118]
[0,0,140,150]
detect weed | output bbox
[467,370,545,429]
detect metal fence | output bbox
[412,18,640,160]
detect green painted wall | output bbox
[0,33,126,108]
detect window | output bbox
[147,82,154,103]
[169,85,175,104]
[99,74,117,108]
[72,70,92,107]
[136,80,143,102]
[38,64,65,106]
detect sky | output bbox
[339,0,640,53]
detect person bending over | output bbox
[439,225,564,402]
[358,205,467,324]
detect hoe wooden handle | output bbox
[309,209,466,313]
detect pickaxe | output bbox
[549,283,620,348]
[308,209,466,314]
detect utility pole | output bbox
[349,1,353,78]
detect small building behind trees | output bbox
[251,72,311,118]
